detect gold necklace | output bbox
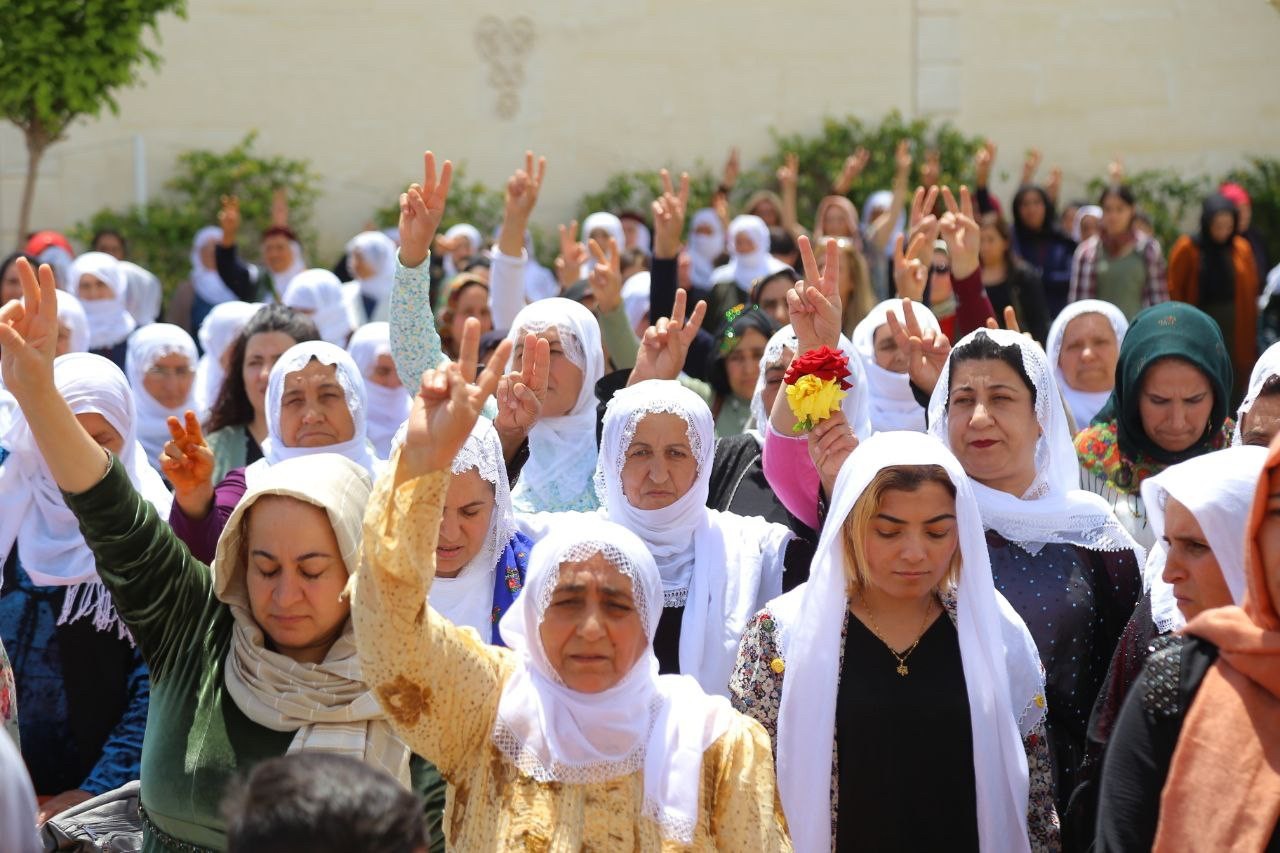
[858,591,935,677]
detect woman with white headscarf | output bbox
[346,230,398,322]
[731,431,1056,852]
[0,267,446,847]
[708,215,787,320]
[1045,298,1128,432]
[686,208,726,290]
[282,269,355,346]
[0,352,169,820]
[351,361,789,847]
[125,323,199,471]
[439,222,484,283]
[577,212,626,280]
[851,298,939,433]
[189,226,235,310]
[118,261,162,327]
[1233,340,1280,447]
[69,251,134,367]
[165,340,380,564]
[925,327,1143,824]
[192,300,261,418]
[346,322,411,459]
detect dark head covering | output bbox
[706,305,779,398]
[1094,302,1234,464]
[1193,192,1239,305]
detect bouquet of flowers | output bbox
[783,346,852,433]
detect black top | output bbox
[983,262,1051,345]
[836,612,979,852]
[1096,636,1279,851]
[242,425,264,469]
[653,604,684,675]
[214,244,272,303]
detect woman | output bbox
[731,432,1056,852]
[282,268,355,347]
[863,189,907,301]
[351,362,789,848]
[1076,303,1236,548]
[1010,184,1076,317]
[924,328,1143,817]
[687,208,726,290]
[1096,437,1280,851]
[1072,205,1101,244]
[119,261,162,328]
[439,222,484,282]
[1168,192,1260,390]
[169,340,380,564]
[1,252,34,305]
[1046,299,1128,433]
[1235,341,1280,447]
[749,267,799,329]
[192,300,261,418]
[187,226,236,331]
[978,213,1050,343]
[346,230,397,321]
[347,322,411,459]
[812,195,860,242]
[436,273,493,360]
[69,251,134,366]
[851,298,939,433]
[0,353,164,824]
[825,237,875,334]
[125,324,199,472]
[706,306,777,438]
[216,218,308,307]
[1068,185,1168,320]
[204,305,319,484]
[708,215,787,320]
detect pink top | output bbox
[761,424,822,531]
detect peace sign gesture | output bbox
[588,237,623,314]
[495,332,551,452]
[652,169,689,259]
[398,151,454,268]
[0,258,59,401]
[892,229,935,302]
[555,220,587,289]
[789,235,843,353]
[884,296,952,397]
[629,288,708,385]
[505,150,546,222]
[939,186,980,280]
[160,412,216,514]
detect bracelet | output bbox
[98,445,113,482]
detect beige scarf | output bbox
[212,453,411,786]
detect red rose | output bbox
[784,346,852,389]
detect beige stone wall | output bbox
[2,0,1277,261]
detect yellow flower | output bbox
[785,374,847,431]
[770,658,786,674]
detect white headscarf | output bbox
[265,235,307,297]
[1233,341,1280,446]
[852,299,939,433]
[621,271,651,331]
[70,251,135,350]
[1045,299,1129,431]
[749,326,798,437]
[346,231,397,318]
[771,431,1046,853]
[929,327,1143,559]
[193,301,262,417]
[0,354,172,638]
[213,453,412,785]
[442,223,485,280]
[1072,205,1103,242]
[54,290,90,354]
[493,519,736,844]
[713,215,786,291]
[506,298,605,513]
[125,323,199,470]
[283,269,353,346]
[249,341,378,486]
[577,212,626,280]
[345,322,410,459]
[1140,445,1266,633]
[745,325,873,442]
[862,190,906,259]
[118,261,162,327]
[190,226,236,305]
[592,380,792,694]
[687,208,725,288]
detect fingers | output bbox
[797,235,819,286]
[433,159,453,207]
[660,168,674,197]
[588,238,608,266]
[959,185,973,220]
[669,287,687,328]
[476,339,514,401]
[904,229,930,263]
[941,186,958,216]
[884,306,907,344]
[184,410,205,444]
[534,155,546,188]
[457,317,481,382]
[682,300,707,343]
[166,416,187,442]
[922,186,939,218]
[519,332,538,382]
[902,297,924,338]
[529,337,550,396]
[422,151,437,196]
[678,171,690,207]
[820,237,840,295]
[1003,305,1021,333]
[985,316,1000,331]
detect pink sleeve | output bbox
[761,425,821,531]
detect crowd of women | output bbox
[0,137,1277,852]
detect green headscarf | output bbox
[1093,302,1234,465]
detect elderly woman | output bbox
[125,324,199,471]
[351,345,790,849]
[1045,299,1128,433]
[1097,435,1280,851]
[732,432,1056,852]
[1075,303,1236,548]
[0,261,444,851]
[1234,341,1280,448]
[69,251,134,367]
[281,269,355,347]
[707,215,788,321]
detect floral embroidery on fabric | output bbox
[1075,419,1234,494]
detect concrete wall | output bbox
[2,0,1277,261]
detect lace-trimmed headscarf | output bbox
[929,327,1144,560]
[282,269,354,346]
[494,519,735,844]
[1233,340,1280,446]
[346,231,398,315]
[505,298,605,513]
[1045,299,1129,431]
[1140,445,1266,633]
[770,431,1046,853]
[54,290,90,355]
[125,323,199,469]
[715,215,787,291]
[851,299,939,433]
[748,325,798,435]
[745,324,872,441]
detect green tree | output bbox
[0,0,189,246]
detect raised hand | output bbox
[939,186,980,280]
[398,151,454,268]
[652,169,689,260]
[892,230,933,302]
[722,147,741,191]
[894,140,913,180]
[908,185,941,231]
[776,152,799,192]
[0,259,59,401]
[160,412,215,494]
[835,147,871,195]
[270,187,290,228]
[807,410,859,497]
[985,305,1031,339]
[588,237,623,314]
[1021,148,1042,185]
[712,191,730,231]
[921,148,942,188]
[629,288,707,385]
[789,235,843,352]
[555,220,587,288]
[495,332,550,446]
[498,150,547,258]
[1046,166,1063,205]
[974,140,997,188]
[218,196,241,246]
[1108,156,1125,185]
[401,317,513,478]
[884,297,952,397]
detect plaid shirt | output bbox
[1068,232,1169,306]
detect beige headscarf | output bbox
[211,453,412,786]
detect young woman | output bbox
[69,251,134,367]
[346,322,411,459]
[1068,185,1168,320]
[436,273,493,361]
[125,323,199,471]
[732,432,1056,852]
[1045,299,1128,433]
[706,306,778,438]
[1010,184,1076,317]
[351,355,789,849]
[851,298,939,433]
[192,300,262,418]
[978,213,1050,344]
[203,305,319,484]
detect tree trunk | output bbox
[16,129,49,250]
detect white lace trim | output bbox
[514,318,587,371]
[663,587,689,607]
[532,539,656,638]
[594,399,706,506]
